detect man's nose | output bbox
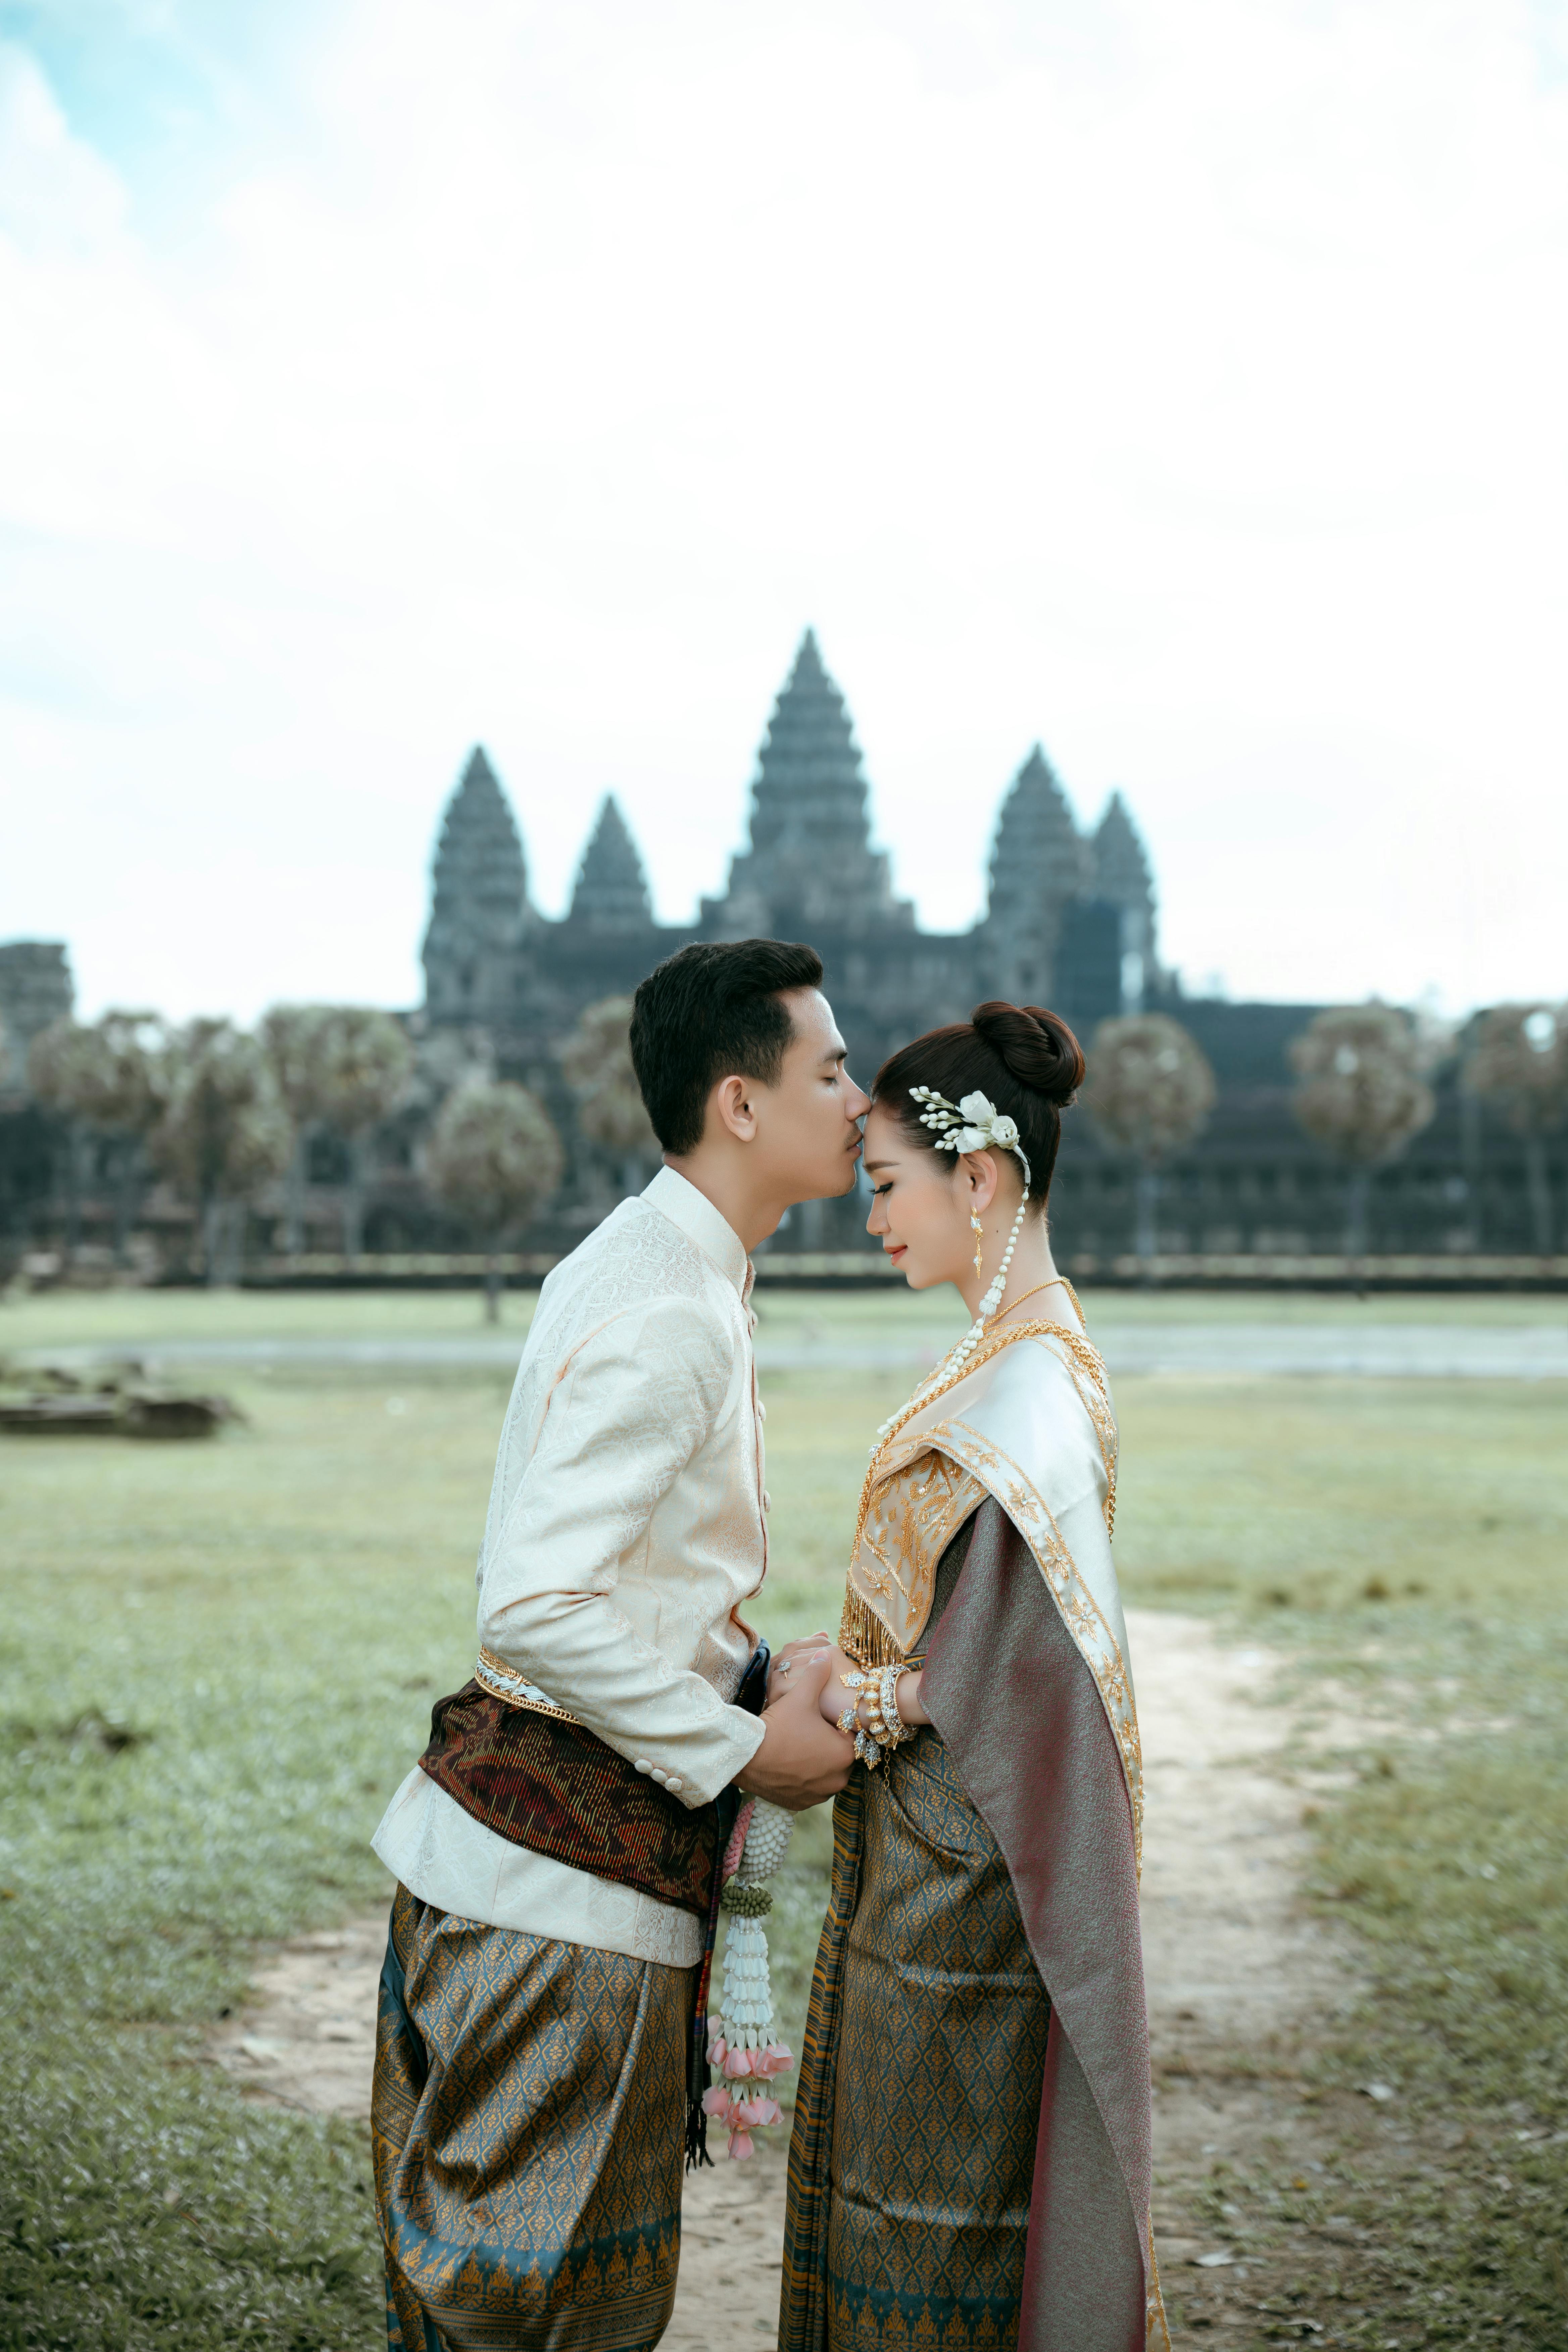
[845,1074,871,1119]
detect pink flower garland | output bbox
[701,2040,792,2160]
[706,1794,794,2157]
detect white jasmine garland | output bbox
[705,1798,796,2159]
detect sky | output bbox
[1,0,1565,1026]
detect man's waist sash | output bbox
[417,1675,721,1918]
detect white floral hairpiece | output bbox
[908,1086,1032,1189]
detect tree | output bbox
[1461,1003,1568,1254]
[261,1005,413,1259]
[558,995,657,1198]
[1289,1005,1436,1257]
[26,1011,168,1265]
[1081,1014,1216,1261]
[424,1081,565,1320]
[148,1021,292,1285]
[259,1005,326,1256]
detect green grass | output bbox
[2,1276,1565,1361]
[1,1290,1566,2346]
[0,1371,497,2349]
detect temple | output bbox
[2,635,1551,1268]
[421,631,1152,1095]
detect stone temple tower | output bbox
[981,745,1092,1006]
[0,941,74,1100]
[422,747,533,1026]
[1091,791,1159,1006]
[568,796,654,932]
[702,631,913,938]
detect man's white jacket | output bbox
[373,1166,769,1965]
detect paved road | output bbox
[14,1325,1568,1378]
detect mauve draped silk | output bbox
[781,1326,1168,2352]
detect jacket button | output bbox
[756,1401,767,1421]
[762,1490,772,1512]
[651,1767,669,1785]
[634,1759,652,1774]
[666,1775,683,1792]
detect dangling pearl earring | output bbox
[970,1211,984,1277]
[978,1183,1029,1323]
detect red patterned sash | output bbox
[417,1682,721,1916]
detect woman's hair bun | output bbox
[969,1001,1086,1109]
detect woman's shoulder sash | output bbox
[840,1323,1142,1857]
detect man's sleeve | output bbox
[476,1294,765,1805]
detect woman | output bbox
[778,1001,1167,2352]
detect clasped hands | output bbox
[733,1631,929,1811]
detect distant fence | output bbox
[224,1250,1568,1292]
[10,1246,1567,1295]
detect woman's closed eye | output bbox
[870,1181,893,1197]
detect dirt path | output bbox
[210,1609,1354,2343]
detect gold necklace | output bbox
[989,1278,1060,1326]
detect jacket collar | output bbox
[642,1166,752,1301]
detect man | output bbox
[371,938,864,2352]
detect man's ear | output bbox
[712,1073,758,1145]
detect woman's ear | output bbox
[962,1152,1000,1213]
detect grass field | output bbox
[1,1288,1566,2347]
[4,1279,1567,1356]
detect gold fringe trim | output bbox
[836,1587,911,1671]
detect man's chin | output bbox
[785,1152,862,1213]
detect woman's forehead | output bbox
[863,1102,926,1162]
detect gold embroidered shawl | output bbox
[839,1322,1142,1858]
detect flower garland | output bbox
[703,1796,795,2158]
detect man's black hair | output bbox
[630,939,825,1156]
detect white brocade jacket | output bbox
[372,1166,769,1965]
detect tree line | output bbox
[16,992,1568,1283]
[21,997,655,1313]
[1083,1000,1568,1258]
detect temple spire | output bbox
[1091,791,1159,989]
[986,746,1089,925]
[421,746,532,1024]
[980,745,1092,1003]
[704,630,912,936]
[569,795,653,929]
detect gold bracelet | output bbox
[878,1665,913,1746]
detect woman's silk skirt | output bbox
[782,1726,1052,2352]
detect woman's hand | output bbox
[812,1646,862,1728]
[766,1631,833,1704]
[815,1650,932,1734]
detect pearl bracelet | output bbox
[838,1666,920,1769]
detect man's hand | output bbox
[737,1655,853,1809]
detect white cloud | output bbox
[1,0,1565,1023]
[0,41,125,252]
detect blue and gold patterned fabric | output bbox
[782,1519,1053,2352]
[373,1889,692,2352]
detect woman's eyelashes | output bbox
[871,1181,893,1197]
